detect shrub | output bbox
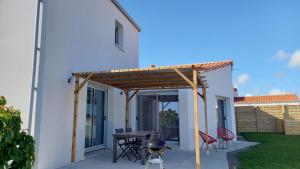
[0,96,35,169]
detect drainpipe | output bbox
[28,0,43,135]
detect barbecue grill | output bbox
[144,138,171,169]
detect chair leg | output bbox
[159,156,164,169]
[200,142,204,151]
[118,144,132,161]
[145,155,152,169]
[232,140,237,147]
[213,143,218,152]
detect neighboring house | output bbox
[0,0,236,169]
[234,94,300,106]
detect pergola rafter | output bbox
[71,63,214,169]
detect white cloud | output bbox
[237,74,250,85]
[288,50,300,69]
[245,93,253,96]
[268,89,288,95]
[276,49,290,60]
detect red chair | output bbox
[199,130,217,151]
[217,128,237,148]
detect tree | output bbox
[0,96,35,169]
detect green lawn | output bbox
[238,133,300,169]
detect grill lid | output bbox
[148,138,166,149]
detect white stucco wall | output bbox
[0,0,37,129]
[178,65,236,151]
[34,0,139,168]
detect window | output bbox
[115,20,123,49]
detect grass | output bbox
[238,132,300,169]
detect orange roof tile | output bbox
[192,60,233,72]
[234,94,300,104]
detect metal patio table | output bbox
[113,131,151,165]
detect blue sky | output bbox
[119,0,300,96]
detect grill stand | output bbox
[145,155,164,169]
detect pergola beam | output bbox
[98,77,193,85]
[193,70,201,169]
[116,82,193,89]
[202,87,209,155]
[76,73,94,92]
[173,68,196,88]
[90,72,194,80]
[71,75,79,162]
[124,89,130,129]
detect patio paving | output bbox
[60,141,256,169]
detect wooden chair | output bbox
[115,128,132,161]
[125,128,142,161]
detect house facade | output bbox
[0,0,236,169]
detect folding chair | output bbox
[115,128,132,161]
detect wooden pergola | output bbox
[71,63,211,169]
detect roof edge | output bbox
[111,0,141,32]
[201,60,233,72]
[234,94,300,104]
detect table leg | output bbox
[141,136,146,165]
[113,136,117,163]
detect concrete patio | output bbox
[60,141,256,169]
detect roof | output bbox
[111,0,141,32]
[73,60,232,91]
[192,60,233,71]
[234,94,300,104]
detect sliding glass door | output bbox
[137,91,179,141]
[217,99,227,128]
[85,86,106,152]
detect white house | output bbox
[0,0,236,169]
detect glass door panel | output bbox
[217,99,227,128]
[93,89,105,146]
[85,86,106,151]
[137,95,157,131]
[137,92,180,142]
[158,94,179,141]
[85,87,93,148]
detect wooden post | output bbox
[255,106,259,132]
[71,76,79,162]
[193,70,201,169]
[281,105,286,133]
[173,68,201,169]
[235,109,239,133]
[125,89,130,129]
[202,86,209,155]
